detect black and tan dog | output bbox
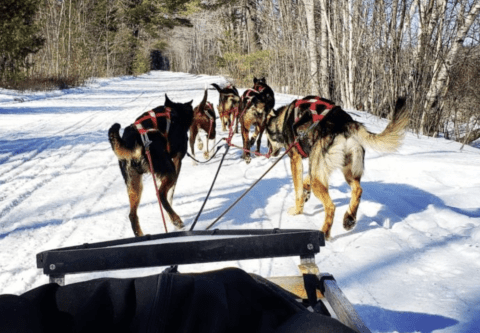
[253,77,275,113]
[189,89,216,161]
[238,89,268,163]
[265,96,408,240]
[240,77,275,150]
[108,95,194,237]
[211,83,240,132]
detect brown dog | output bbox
[265,96,408,240]
[211,83,240,132]
[189,89,216,161]
[238,89,268,163]
[108,95,194,236]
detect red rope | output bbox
[145,147,168,233]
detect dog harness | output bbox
[253,83,266,93]
[292,97,335,158]
[219,97,238,117]
[219,85,240,118]
[132,107,172,233]
[196,102,215,139]
[239,89,258,116]
[134,107,172,152]
[294,97,334,123]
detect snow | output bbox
[1,71,479,332]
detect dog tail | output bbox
[211,83,222,93]
[354,97,409,153]
[108,123,142,160]
[199,88,208,111]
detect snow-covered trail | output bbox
[1,71,479,332]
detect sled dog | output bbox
[211,83,240,132]
[108,95,193,236]
[265,96,408,240]
[189,89,216,161]
[241,77,276,153]
[238,88,268,163]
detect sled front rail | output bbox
[37,229,323,280]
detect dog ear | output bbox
[254,77,258,84]
[261,77,266,83]
[186,100,193,106]
[165,94,173,107]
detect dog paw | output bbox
[343,213,357,231]
[172,219,184,229]
[323,230,331,241]
[203,151,210,159]
[288,206,303,215]
[197,141,204,150]
[303,189,311,203]
[242,154,251,164]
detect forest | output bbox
[1,0,480,144]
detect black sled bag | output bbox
[0,267,354,333]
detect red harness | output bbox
[239,89,258,116]
[292,97,335,158]
[253,84,266,93]
[197,102,215,140]
[294,97,334,122]
[219,93,239,118]
[134,108,171,147]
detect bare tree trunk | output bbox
[244,0,259,53]
[318,0,329,98]
[301,0,319,94]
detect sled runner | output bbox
[31,229,371,333]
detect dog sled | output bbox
[0,229,371,332]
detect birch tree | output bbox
[301,0,319,94]
[420,1,480,135]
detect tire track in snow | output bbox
[0,106,115,179]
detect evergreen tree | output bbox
[0,0,44,81]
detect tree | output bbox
[301,0,319,95]
[0,0,44,81]
[420,1,480,135]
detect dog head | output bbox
[253,77,267,90]
[165,94,194,130]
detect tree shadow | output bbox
[331,181,480,240]
[0,130,107,163]
[355,304,458,333]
